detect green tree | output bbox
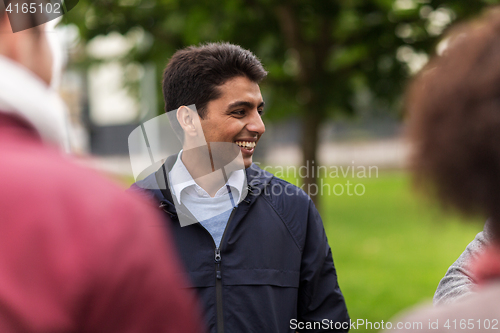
[64,0,499,206]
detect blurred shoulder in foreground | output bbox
[0,3,205,332]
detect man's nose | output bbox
[246,110,266,135]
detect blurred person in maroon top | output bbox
[0,1,205,332]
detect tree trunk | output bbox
[300,109,322,209]
[275,4,329,209]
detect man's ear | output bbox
[177,105,199,137]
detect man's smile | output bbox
[234,139,257,154]
[235,140,256,149]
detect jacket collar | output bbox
[169,150,246,205]
[134,157,274,219]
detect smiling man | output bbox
[131,42,350,333]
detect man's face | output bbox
[200,76,265,168]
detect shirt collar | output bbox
[169,150,246,205]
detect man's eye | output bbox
[232,110,245,116]
[258,109,265,116]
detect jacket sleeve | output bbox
[297,199,350,332]
[433,220,492,305]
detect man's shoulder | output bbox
[246,163,311,209]
[247,166,313,229]
[260,173,311,206]
[247,166,322,253]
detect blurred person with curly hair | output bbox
[386,6,500,332]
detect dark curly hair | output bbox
[407,7,500,238]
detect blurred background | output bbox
[54,0,498,331]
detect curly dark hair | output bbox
[407,7,500,237]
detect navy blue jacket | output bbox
[130,160,350,333]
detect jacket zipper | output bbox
[214,247,223,333]
[213,207,237,333]
[161,201,239,333]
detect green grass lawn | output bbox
[288,171,484,332]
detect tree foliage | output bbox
[63,0,500,205]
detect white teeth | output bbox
[235,141,256,149]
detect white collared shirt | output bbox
[168,150,246,246]
[169,150,246,206]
